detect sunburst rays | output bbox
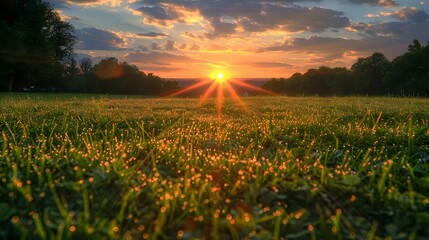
[168,77,277,119]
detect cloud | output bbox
[206,18,238,38]
[151,43,160,50]
[392,7,429,23]
[124,51,204,74]
[75,27,128,50]
[207,44,229,51]
[124,51,201,65]
[351,11,429,40]
[56,10,80,21]
[138,5,181,21]
[137,32,169,38]
[165,40,176,50]
[262,31,427,61]
[182,32,206,41]
[342,0,397,7]
[245,62,293,68]
[47,0,120,8]
[135,65,184,72]
[189,44,200,51]
[263,6,429,62]
[133,1,351,38]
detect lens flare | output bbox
[168,73,278,120]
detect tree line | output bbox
[63,57,179,95]
[263,40,429,96]
[0,0,178,95]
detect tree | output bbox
[263,67,352,96]
[80,57,93,76]
[263,40,428,96]
[0,0,76,92]
[408,39,422,52]
[385,40,429,95]
[90,57,179,95]
[0,21,24,91]
[351,52,390,95]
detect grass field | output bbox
[1,94,429,239]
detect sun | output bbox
[210,71,229,82]
[169,70,277,120]
[215,73,226,83]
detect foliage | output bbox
[0,1,177,96]
[263,40,429,96]
[0,95,428,239]
[0,0,76,92]
[65,57,179,95]
[351,52,391,95]
[384,40,429,95]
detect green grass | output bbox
[0,94,428,239]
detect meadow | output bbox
[0,94,428,239]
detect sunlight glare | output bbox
[169,71,278,120]
[215,73,227,83]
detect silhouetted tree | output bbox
[385,40,429,95]
[0,0,76,92]
[263,67,351,96]
[351,52,390,95]
[263,40,429,97]
[80,57,93,75]
[89,57,179,95]
[408,39,422,52]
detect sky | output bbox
[47,0,429,78]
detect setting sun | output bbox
[215,73,226,83]
[210,71,230,81]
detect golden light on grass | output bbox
[169,70,277,119]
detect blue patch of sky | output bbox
[60,4,153,33]
[295,1,390,23]
[398,0,429,9]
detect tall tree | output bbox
[351,52,390,95]
[0,0,76,92]
[385,40,429,95]
[80,57,93,76]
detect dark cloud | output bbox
[183,32,205,41]
[351,11,429,40]
[165,40,176,50]
[46,0,105,8]
[151,43,160,50]
[134,1,351,37]
[138,45,149,52]
[392,8,429,23]
[137,32,169,38]
[136,66,184,72]
[242,5,350,33]
[262,33,424,61]
[75,27,127,50]
[342,0,397,7]
[124,51,201,65]
[207,19,237,38]
[245,62,293,68]
[138,5,181,21]
[263,6,429,61]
